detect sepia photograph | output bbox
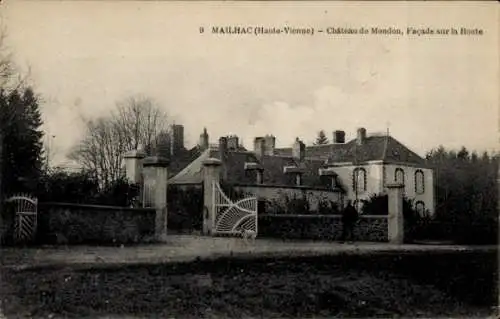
[0,1,498,318]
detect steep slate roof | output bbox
[169,148,329,187]
[168,147,204,177]
[277,135,426,166]
[169,147,260,185]
[275,144,344,161]
[165,143,248,178]
[325,135,426,165]
[169,134,426,186]
[168,148,212,184]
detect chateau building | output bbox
[161,125,434,215]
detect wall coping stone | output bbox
[260,214,387,219]
[143,156,170,167]
[39,202,156,212]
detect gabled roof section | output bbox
[169,146,260,185]
[326,135,426,165]
[275,144,345,161]
[169,147,330,187]
[259,155,328,187]
[168,148,214,184]
[259,155,297,185]
[224,151,261,184]
[168,146,204,177]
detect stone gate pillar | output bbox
[202,158,222,235]
[387,183,404,244]
[124,149,146,184]
[143,156,169,242]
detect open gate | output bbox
[212,181,258,236]
[5,194,38,243]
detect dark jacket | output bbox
[342,204,359,225]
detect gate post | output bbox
[124,149,146,184]
[143,156,169,242]
[387,183,404,244]
[202,158,222,235]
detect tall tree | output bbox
[314,130,329,145]
[113,95,169,153]
[69,95,169,188]
[0,88,45,194]
[426,145,497,224]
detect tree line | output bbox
[425,146,498,223]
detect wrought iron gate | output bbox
[5,194,38,243]
[212,181,258,236]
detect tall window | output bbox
[394,168,405,185]
[353,167,367,193]
[415,170,425,194]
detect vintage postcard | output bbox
[0,1,498,318]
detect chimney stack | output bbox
[227,135,239,150]
[253,137,266,158]
[199,127,209,150]
[357,127,367,145]
[218,136,228,180]
[170,124,185,156]
[333,130,346,144]
[292,137,306,161]
[263,135,276,156]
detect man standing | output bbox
[341,200,359,243]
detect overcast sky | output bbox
[2,1,498,165]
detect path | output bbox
[1,235,496,270]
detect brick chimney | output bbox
[253,137,266,158]
[292,138,306,161]
[218,136,228,179]
[170,124,185,156]
[227,135,239,150]
[199,127,209,150]
[357,127,367,145]
[263,135,276,156]
[333,130,346,144]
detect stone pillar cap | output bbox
[143,156,170,167]
[386,183,404,189]
[202,157,222,166]
[124,149,146,159]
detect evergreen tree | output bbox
[0,87,44,195]
[314,130,329,145]
[427,145,497,224]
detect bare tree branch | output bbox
[69,95,170,187]
[0,24,30,92]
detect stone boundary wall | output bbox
[258,214,388,242]
[37,202,156,245]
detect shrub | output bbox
[284,193,310,215]
[36,169,100,203]
[35,170,140,207]
[361,194,389,215]
[93,177,141,207]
